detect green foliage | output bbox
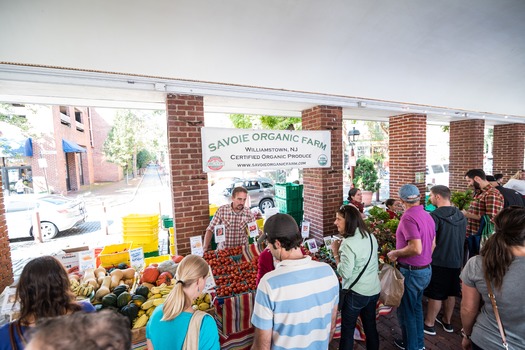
[367,206,390,222]
[365,206,398,264]
[384,218,400,233]
[229,114,302,130]
[451,189,474,210]
[353,158,379,191]
[137,149,154,169]
[103,110,143,169]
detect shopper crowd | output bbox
[3,168,525,350]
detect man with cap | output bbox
[251,213,339,350]
[387,184,436,350]
[486,174,525,208]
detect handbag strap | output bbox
[485,277,508,350]
[348,233,374,290]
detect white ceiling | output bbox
[0,0,524,125]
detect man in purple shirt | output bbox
[387,184,436,350]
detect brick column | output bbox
[166,94,208,256]
[493,123,525,182]
[0,172,14,291]
[302,106,343,243]
[449,119,485,191]
[389,114,427,202]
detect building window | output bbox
[75,109,83,123]
[60,106,71,126]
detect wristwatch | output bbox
[461,328,471,340]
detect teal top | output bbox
[336,228,381,296]
[146,306,220,350]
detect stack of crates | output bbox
[122,214,160,258]
[274,183,304,226]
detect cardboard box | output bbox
[56,246,89,272]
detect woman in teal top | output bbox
[146,255,219,350]
[331,205,381,350]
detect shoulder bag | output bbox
[181,310,207,350]
[485,277,509,350]
[339,233,373,310]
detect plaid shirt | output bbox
[207,204,262,248]
[466,184,504,235]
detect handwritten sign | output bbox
[306,238,318,253]
[247,221,259,238]
[78,250,96,272]
[129,247,144,271]
[301,220,310,238]
[190,236,204,257]
[214,225,226,243]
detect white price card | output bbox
[301,221,310,238]
[323,236,334,250]
[214,225,226,243]
[306,238,318,253]
[190,235,204,257]
[78,250,96,272]
[247,221,259,238]
[203,266,216,293]
[129,247,144,271]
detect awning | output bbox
[0,137,33,157]
[62,139,87,153]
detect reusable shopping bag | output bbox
[378,264,404,307]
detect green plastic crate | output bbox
[144,250,159,258]
[162,216,173,229]
[275,183,303,199]
[288,210,304,227]
[275,197,304,213]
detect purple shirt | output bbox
[396,205,435,267]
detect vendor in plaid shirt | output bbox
[204,186,263,251]
[462,169,504,236]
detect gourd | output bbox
[121,268,136,280]
[131,294,147,307]
[94,267,107,285]
[112,285,128,297]
[110,269,124,289]
[101,293,118,308]
[83,268,99,289]
[117,291,132,308]
[94,275,112,300]
[120,303,139,324]
[135,285,150,298]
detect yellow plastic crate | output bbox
[256,218,264,230]
[122,222,159,231]
[123,231,158,244]
[131,239,159,253]
[144,255,171,266]
[122,214,159,226]
[170,244,176,256]
[99,243,132,267]
[209,204,219,217]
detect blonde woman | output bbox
[504,170,525,196]
[146,255,219,350]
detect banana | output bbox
[146,306,156,316]
[159,288,171,295]
[150,293,162,299]
[133,314,149,329]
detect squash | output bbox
[120,303,139,325]
[94,267,106,285]
[94,275,112,300]
[117,291,132,308]
[82,268,99,289]
[135,285,150,298]
[112,285,128,297]
[101,293,118,308]
[121,267,136,280]
[110,269,124,289]
[140,265,159,284]
[131,294,147,307]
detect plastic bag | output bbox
[379,264,405,307]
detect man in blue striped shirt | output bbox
[251,213,339,350]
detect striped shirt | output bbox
[251,256,339,350]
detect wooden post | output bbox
[33,210,42,243]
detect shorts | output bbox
[424,265,461,300]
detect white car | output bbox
[209,177,276,213]
[5,194,87,241]
[426,164,449,188]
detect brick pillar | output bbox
[493,123,525,182]
[389,114,427,202]
[0,172,14,291]
[166,94,208,256]
[449,119,485,191]
[302,106,343,243]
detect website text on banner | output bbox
[201,128,332,172]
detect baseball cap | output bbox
[398,184,420,203]
[258,213,300,243]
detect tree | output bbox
[229,114,302,130]
[103,110,143,181]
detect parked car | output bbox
[209,177,275,213]
[426,163,449,188]
[4,194,87,241]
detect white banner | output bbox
[201,128,331,172]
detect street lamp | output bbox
[347,127,360,187]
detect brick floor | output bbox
[330,297,463,350]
